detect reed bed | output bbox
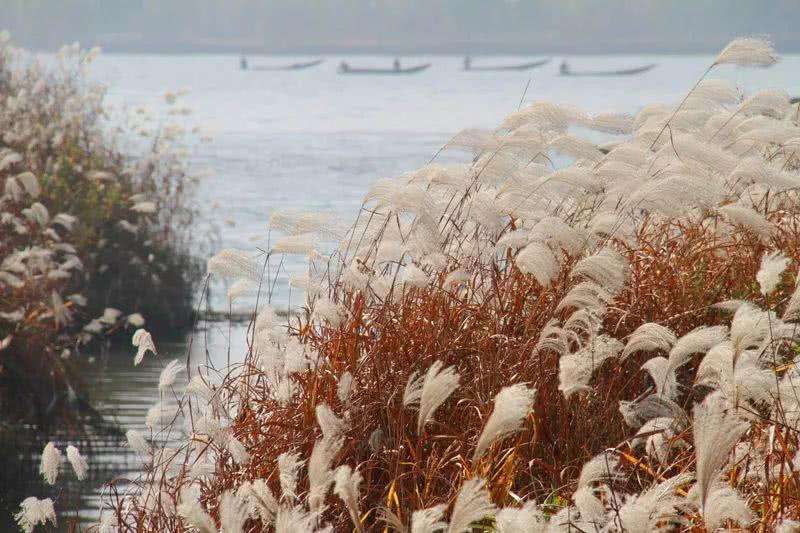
[0,34,205,429]
[20,37,800,532]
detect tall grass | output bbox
[0,35,204,422]
[21,37,800,531]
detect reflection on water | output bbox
[1,321,249,530]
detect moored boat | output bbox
[463,57,550,71]
[559,60,656,77]
[248,59,324,71]
[338,62,431,75]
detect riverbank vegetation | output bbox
[0,35,204,424]
[24,37,800,531]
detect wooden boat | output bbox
[338,63,431,75]
[249,59,324,71]
[463,58,550,71]
[559,61,656,77]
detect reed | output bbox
[20,36,800,532]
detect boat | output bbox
[247,59,324,71]
[463,57,550,71]
[559,60,656,77]
[338,62,431,75]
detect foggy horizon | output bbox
[5,0,800,55]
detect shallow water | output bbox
[12,52,800,526]
[4,321,249,530]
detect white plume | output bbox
[158,359,184,390]
[756,251,789,296]
[693,392,748,510]
[473,384,536,461]
[404,361,460,433]
[715,37,777,67]
[447,478,496,533]
[411,505,447,533]
[66,445,88,480]
[39,442,61,485]
[622,323,677,359]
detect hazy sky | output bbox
[5,1,800,54]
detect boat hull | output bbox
[560,64,656,77]
[338,63,431,75]
[250,59,324,71]
[464,59,550,71]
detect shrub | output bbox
[0,34,204,426]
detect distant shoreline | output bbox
[17,39,800,56]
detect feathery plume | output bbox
[219,490,248,533]
[715,37,777,67]
[226,436,250,464]
[337,371,353,403]
[66,445,88,480]
[530,216,585,256]
[588,112,634,134]
[239,479,278,524]
[701,484,754,531]
[274,506,318,532]
[571,247,628,294]
[572,486,607,525]
[693,392,748,510]
[334,465,364,531]
[776,519,800,533]
[145,401,180,429]
[272,233,317,255]
[515,241,560,288]
[158,359,184,391]
[411,505,447,533]
[559,335,623,397]
[622,323,677,359]
[15,497,57,533]
[16,172,40,198]
[312,297,345,327]
[619,393,688,429]
[617,473,693,532]
[784,283,800,321]
[315,403,345,441]
[578,451,623,488]
[132,328,156,366]
[756,251,789,296]
[495,502,546,533]
[447,478,496,533]
[39,442,61,485]
[402,263,430,288]
[126,429,149,454]
[308,435,342,512]
[641,356,679,400]
[277,451,303,502]
[414,360,460,432]
[718,204,773,242]
[473,384,536,461]
[668,325,728,370]
[207,248,260,281]
[177,491,217,533]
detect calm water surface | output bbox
[15,52,800,526]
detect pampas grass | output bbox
[28,35,800,532]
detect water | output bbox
[14,52,800,526]
[89,53,800,309]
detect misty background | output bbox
[5,0,800,54]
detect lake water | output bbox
[90,53,800,310]
[12,52,800,527]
